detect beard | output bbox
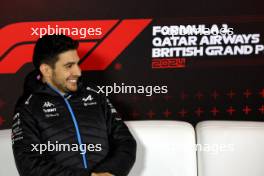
[50,74,79,93]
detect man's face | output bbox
[47,49,82,93]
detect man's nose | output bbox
[73,64,82,77]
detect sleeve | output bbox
[12,102,91,176]
[92,97,137,176]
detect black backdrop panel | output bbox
[0,0,264,129]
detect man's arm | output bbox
[92,97,137,176]
[12,102,91,176]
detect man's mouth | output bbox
[67,78,79,84]
[68,79,77,83]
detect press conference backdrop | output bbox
[0,0,264,129]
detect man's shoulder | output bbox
[80,82,101,95]
[78,83,108,104]
[85,85,100,94]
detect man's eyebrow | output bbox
[64,61,77,66]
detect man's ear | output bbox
[39,64,52,79]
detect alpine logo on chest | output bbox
[82,95,97,106]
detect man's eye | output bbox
[66,65,72,69]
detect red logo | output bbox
[0,19,152,74]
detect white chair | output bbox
[126,120,197,176]
[196,121,264,176]
[0,129,19,176]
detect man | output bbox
[12,34,136,176]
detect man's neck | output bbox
[46,83,66,97]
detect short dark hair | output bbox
[32,34,79,69]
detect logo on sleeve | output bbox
[25,94,33,105]
[13,112,20,120]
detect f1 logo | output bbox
[0,19,152,74]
